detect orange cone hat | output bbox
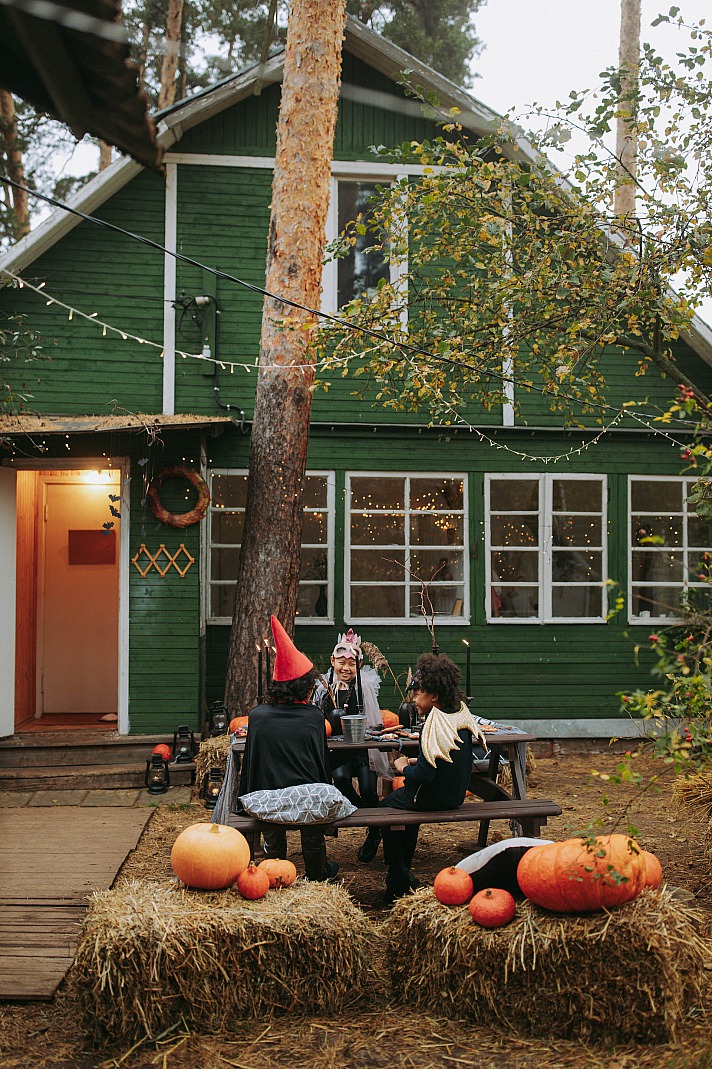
[270,614,314,681]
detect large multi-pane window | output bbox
[207,471,334,623]
[629,476,712,621]
[486,474,607,622]
[346,474,468,622]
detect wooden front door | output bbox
[38,473,120,715]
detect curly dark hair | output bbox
[266,667,321,705]
[413,652,462,712]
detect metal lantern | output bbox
[172,725,197,763]
[208,701,229,737]
[144,754,170,794]
[202,766,225,811]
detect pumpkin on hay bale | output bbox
[191,733,231,800]
[70,878,378,1047]
[386,885,709,1044]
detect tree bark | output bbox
[224,0,346,714]
[157,0,184,109]
[0,90,30,240]
[99,140,112,171]
[614,0,641,229]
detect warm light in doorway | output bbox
[81,470,115,484]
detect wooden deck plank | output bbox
[0,807,151,1000]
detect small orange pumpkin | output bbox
[433,866,473,905]
[642,849,663,889]
[171,822,251,890]
[229,715,249,734]
[469,887,516,928]
[517,834,648,913]
[324,719,333,738]
[391,775,406,790]
[381,709,400,729]
[258,858,297,888]
[237,863,271,900]
[152,743,172,761]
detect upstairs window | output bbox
[207,471,334,624]
[629,476,712,622]
[346,473,468,623]
[486,474,607,622]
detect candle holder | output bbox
[202,766,225,811]
[172,725,197,763]
[144,754,170,794]
[208,701,228,737]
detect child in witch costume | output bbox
[312,629,392,863]
[382,652,487,903]
[237,615,338,882]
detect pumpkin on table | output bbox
[516,834,650,913]
[380,709,400,729]
[171,822,251,890]
[229,716,249,734]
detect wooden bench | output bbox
[225,797,562,857]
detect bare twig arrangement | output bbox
[382,557,446,654]
[361,640,406,702]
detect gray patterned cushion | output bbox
[237,783,357,824]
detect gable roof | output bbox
[2,15,711,366]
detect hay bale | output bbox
[192,734,231,800]
[71,878,377,1047]
[386,886,710,1044]
[674,771,712,819]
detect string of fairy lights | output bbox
[0,264,696,466]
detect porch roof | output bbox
[0,413,234,436]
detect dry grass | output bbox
[386,885,711,1045]
[70,878,379,1048]
[675,772,712,820]
[191,735,231,800]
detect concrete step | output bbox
[0,762,196,792]
[0,733,197,769]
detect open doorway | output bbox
[15,468,121,732]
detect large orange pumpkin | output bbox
[258,858,297,888]
[229,716,249,734]
[381,709,400,729]
[517,834,648,913]
[642,849,663,889]
[433,866,473,905]
[469,887,516,928]
[171,822,251,890]
[236,863,271,900]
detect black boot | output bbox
[384,864,414,904]
[357,827,382,864]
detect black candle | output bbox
[463,638,471,699]
[264,638,271,686]
[256,643,263,703]
[355,655,363,713]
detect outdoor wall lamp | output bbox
[145,754,170,794]
[172,725,197,763]
[202,766,225,811]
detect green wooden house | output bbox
[2,17,712,742]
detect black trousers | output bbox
[262,825,327,881]
[380,787,420,890]
[331,753,379,808]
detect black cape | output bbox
[237,701,330,795]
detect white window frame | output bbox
[205,469,335,625]
[628,475,711,625]
[345,471,469,625]
[485,473,608,624]
[322,167,408,320]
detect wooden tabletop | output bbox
[231,727,534,753]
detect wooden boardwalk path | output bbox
[0,806,150,1001]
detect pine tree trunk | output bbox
[99,141,112,171]
[157,0,184,109]
[614,0,641,227]
[224,0,346,714]
[0,90,30,240]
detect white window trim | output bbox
[628,474,709,625]
[345,471,469,625]
[485,473,608,624]
[205,469,335,625]
[322,171,409,322]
